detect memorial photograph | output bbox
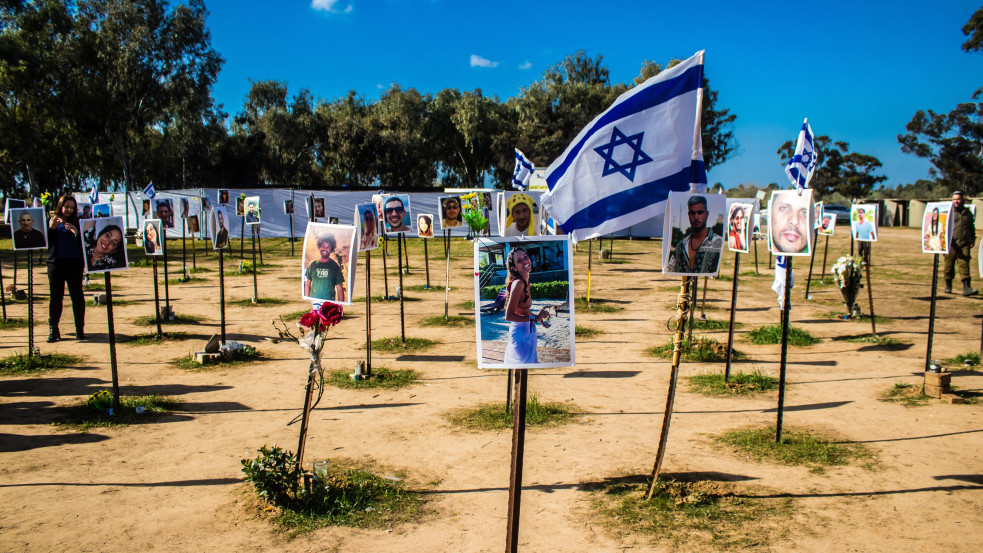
[9,207,48,250]
[82,216,128,273]
[767,189,814,256]
[662,191,725,276]
[355,203,379,252]
[922,201,953,254]
[301,222,357,305]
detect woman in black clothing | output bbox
[46,195,85,342]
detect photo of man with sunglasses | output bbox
[383,195,411,234]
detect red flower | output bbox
[319,302,344,327]
[299,311,321,329]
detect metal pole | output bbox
[365,250,372,376]
[925,254,940,373]
[239,216,245,259]
[383,235,390,298]
[699,277,708,320]
[776,257,793,443]
[219,250,226,344]
[804,229,818,299]
[646,276,690,497]
[586,239,593,307]
[181,223,187,278]
[505,369,528,553]
[424,238,430,289]
[296,362,316,473]
[724,253,741,382]
[27,253,34,357]
[505,369,513,412]
[152,257,162,338]
[444,230,450,318]
[820,235,829,282]
[105,272,121,414]
[863,243,876,336]
[289,213,295,256]
[191,224,196,270]
[0,250,7,321]
[686,276,697,344]
[402,234,410,273]
[257,226,264,266]
[753,235,759,274]
[398,235,405,343]
[162,233,170,315]
[251,225,258,303]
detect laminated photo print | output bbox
[851,204,878,242]
[142,218,164,256]
[199,196,210,213]
[662,191,726,276]
[9,207,48,251]
[813,201,824,229]
[211,206,231,250]
[922,201,953,254]
[187,214,200,234]
[153,198,175,229]
[438,195,464,233]
[244,196,261,225]
[382,194,412,235]
[236,196,245,217]
[180,197,190,218]
[77,202,93,221]
[417,214,434,238]
[82,216,128,273]
[313,197,325,220]
[284,199,294,215]
[767,189,814,256]
[218,189,230,205]
[93,203,112,218]
[142,199,151,218]
[3,198,27,224]
[474,236,575,369]
[301,222,357,306]
[818,213,837,236]
[501,191,540,237]
[725,199,755,254]
[355,203,380,252]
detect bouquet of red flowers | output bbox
[273,302,344,372]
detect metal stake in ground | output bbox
[699,277,709,320]
[296,360,317,473]
[505,368,529,553]
[365,250,372,377]
[424,236,430,289]
[819,235,830,283]
[861,242,876,336]
[443,230,450,318]
[925,254,940,373]
[397,234,405,343]
[181,220,187,278]
[289,212,295,256]
[162,233,171,316]
[27,252,34,357]
[0,252,7,321]
[251,225,259,303]
[753,234,759,274]
[724,252,742,382]
[646,276,691,497]
[152,257,163,338]
[104,272,122,413]
[686,276,697,344]
[402,234,410,273]
[586,239,594,308]
[239,215,245,259]
[382,235,390,298]
[218,248,227,344]
[804,229,818,299]
[257,226,264,266]
[775,256,794,443]
[190,220,196,270]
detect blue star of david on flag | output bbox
[785,119,817,189]
[593,127,653,182]
[88,184,99,204]
[142,182,156,199]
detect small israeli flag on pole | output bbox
[512,148,534,190]
[88,184,99,204]
[784,119,817,190]
[142,182,156,199]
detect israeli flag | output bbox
[541,50,706,242]
[88,184,98,204]
[512,148,535,190]
[784,119,817,189]
[771,255,795,309]
[142,182,156,199]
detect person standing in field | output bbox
[944,191,978,296]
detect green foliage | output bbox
[0,353,83,376]
[777,136,886,198]
[879,382,931,408]
[327,368,418,390]
[0,318,30,330]
[745,325,819,346]
[228,297,290,307]
[575,325,602,338]
[691,317,734,331]
[122,331,190,345]
[715,426,874,471]
[898,100,983,194]
[54,394,177,431]
[368,337,439,353]
[420,315,473,327]
[405,284,450,292]
[574,296,623,313]
[172,344,263,369]
[943,350,981,369]
[446,395,581,430]
[167,276,208,285]
[844,335,904,347]
[647,337,743,363]
[687,371,778,396]
[88,298,136,307]
[456,300,475,309]
[480,280,568,300]
[241,445,301,507]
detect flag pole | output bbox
[804,229,818,299]
[775,256,793,443]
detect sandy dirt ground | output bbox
[1,226,982,553]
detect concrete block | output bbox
[924,384,943,398]
[194,351,222,365]
[941,393,965,404]
[925,372,951,387]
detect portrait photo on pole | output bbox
[474,236,575,369]
[142,199,151,218]
[77,202,93,221]
[284,199,294,215]
[438,195,464,233]
[244,196,261,225]
[417,214,434,238]
[3,198,27,224]
[142,218,163,256]
[187,214,200,234]
[9,207,48,250]
[313,197,325,219]
[93,203,112,218]
[501,191,540,237]
[153,198,175,229]
[767,189,814,256]
[301,222,357,306]
[329,217,339,225]
[180,197,190,218]
[355,203,379,252]
[382,194,412,235]
[922,201,953,254]
[662,191,725,276]
[82,216,128,274]
[218,189,230,205]
[211,206,231,250]
[235,196,245,217]
[851,204,878,242]
[818,213,837,236]
[813,201,824,229]
[725,199,755,254]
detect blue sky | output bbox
[202,0,983,189]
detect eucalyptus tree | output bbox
[367,84,436,188]
[317,90,375,187]
[430,88,513,188]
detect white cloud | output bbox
[311,0,352,13]
[518,60,532,70]
[470,54,499,68]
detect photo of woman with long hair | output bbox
[46,194,85,342]
[922,203,951,254]
[503,247,551,363]
[143,219,162,256]
[83,217,128,273]
[356,203,379,251]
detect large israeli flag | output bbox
[541,50,706,242]
[784,119,816,189]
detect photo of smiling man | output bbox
[383,194,411,234]
[768,189,814,256]
[301,222,357,305]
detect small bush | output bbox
[0,353,83,376]
[327,367,418,389]
[446,395,581,430]
[480,280,568,300]
[687,370,778,396]
[368,337,439,353]
[575,325,602,338]
[745,325,819,346]
[646,337,743,363]
[714,425,873,472]
[421,315,473,327]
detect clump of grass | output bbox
[740,270,768,277]
[172,343,263,369]
[714,274,733,282]
[0,353,84,376]
[0,318,30,330]
[691,317,734,331]
[83,282,106,291]
[879,382,931,407]
[845,335,904,347]
[646,337,744,363]
[820,311,892,324]
[133,313,205,326]
[88,298,136,307]
[187,266,211,274]
[745,325,819,346]
[167,276,208,285]
[943,351,980,369]
[588,475,793,550]
[121,331,191,345]
[666,303,720,312]
[327,367,418,389]
[53,394,178,431]
[128,257,152,267]
[575,296,622,313]
[575,325,603,338]
[369,337,439,353]
[456,300,475,309]
[229,297,290,307]
[714,425,874,472]
[598,257,630,264]
[446,395,581,430]
[420,315,473,327]
[687,370,777,396]
[405,284,450,292]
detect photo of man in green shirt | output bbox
[304,232,346,302]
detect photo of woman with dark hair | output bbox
[143,219,162,256]
[46,194,85,342]
[83,217,128,273]
[503,247,551,364]
[417,214,434,238]
[922,203,951,254]
[356,203,379,251]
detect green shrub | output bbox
[480,280,568,300]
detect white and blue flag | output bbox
[142,182,156,199]
[772,255,795,309]
[511,148,535,190]
[88,184,98,204]
[541,51,706,242]
[784,119,817,189]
